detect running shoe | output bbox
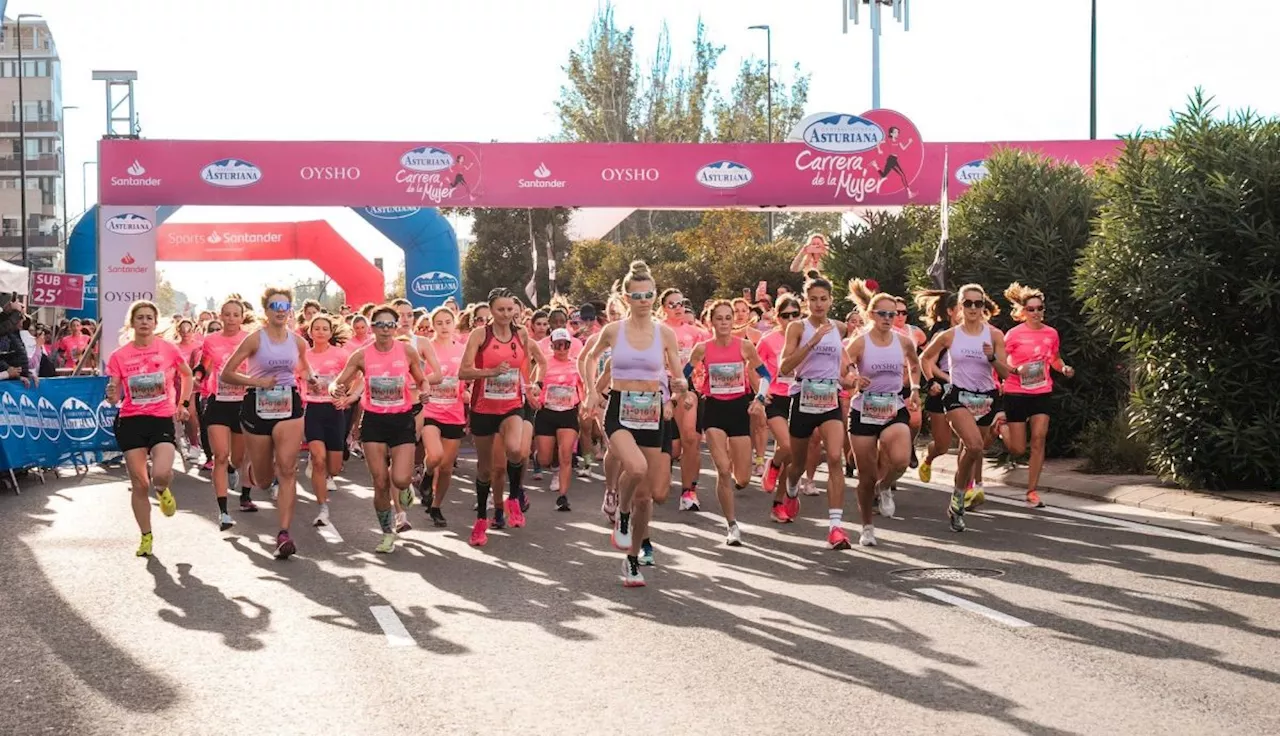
[530,462,543,481]
[136,533,153,557]
[313,504,330,527]
[621,556,646,587]
[678,489,700,512]
[228,469,240,491]
[964,484,986,510]
[219,512,236,531]
[429,508,447,527]
[601,487,619,522]
[491,512,507,530]
[726,522,742,547]
[753,456,766,477]
[550,474,561,493]
[506,498,526,528]
[519,493,530,513]
[639,539,655,566]
[156,487,177,517]
[201,460,214,472]
[327,477,338,492]
[399,485,415,509]
[239,496,259,513]
[469,518,489,546]
[859,525,877,547]
[186,445,201,463]
[556,495,571,512]
[275,531,297,559]
[827,526,852,550]
[879,486,896,518]
[782,494,800,521]
[800,477,821,496]
[580,452,595,478]
[770,503,790,524]
[948,489,967,532]
[375,533,396,554]
[1026,489,1045,508]
[762,460,780,492]
[612,513,632,551]
[270,482,279,503]
[918,462,932,483]
[395,511,412,533]
[421,486,434,510]
[909,446,919,469]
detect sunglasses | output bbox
[1024,305,1045,313]
[896,309,908,316]
[778,311,800,319]
[629,291,656,300]
[873,310,897,319]
[372,320,397,329]
[267,300,292,312]
[552,341,571,349]
[962,299,985,309]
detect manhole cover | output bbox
[889,567,1005,581]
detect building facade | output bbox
[0,15,61,269]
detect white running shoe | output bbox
[859,525,877,547]
[612,513,632,551]
[621,556,646,587]
[186,445,201,463]
[879,486,896,518]
[550,473,561,493]
[228,469,240,491]
[326,477,338,492]
[270,484,279,502]
[801,477,821,496]
[313,504,330,527]
[725,522,742,547]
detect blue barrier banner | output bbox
[0,377,120,470]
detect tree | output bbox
[154,275,188,317]
[905,148,1126,457]
[822,207,936,309]
[462,208,572,306]
[1075,92,1280,489]
[712,60,810,144]
[388,270,405,302]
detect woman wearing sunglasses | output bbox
[844,282,923,547]
[220,287,320,559]
[583,261,687,586]
[913,290,960,484]
[1000,283,1073,509]
[657,288,708,513]
[757,295,803,522]
[458,288,547,547]
[920,284,1011,532]
[779,271,854,550]
[200,297,255,529]
[685,300,769,546]
[331,304,438,554]
[302,314,355,529]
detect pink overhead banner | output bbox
[99,110,1121,209]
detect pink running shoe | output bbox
[762,460,780,493]
[770,504,790,523]
[506,498,526,528]
[469,518,489,547]
[827,527,852,551]
[782,495,800,521]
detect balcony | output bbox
[0,152,61,172]
[0,233,60,251]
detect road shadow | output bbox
[147,559,271,651]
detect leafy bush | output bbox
[1075,92,1280,490]
[904,148,1128,457]
[1074,412,1152,475]
[823,207,935,310]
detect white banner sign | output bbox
[98,205,158,362]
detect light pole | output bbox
[16,13,43,268]
[82,161,97,213]
[843,0,910,110]
[61,105,79,247]
[748,24,774,238]
[1089,0,1097,139]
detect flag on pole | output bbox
[524,209,539,306]
[926,146,949,290]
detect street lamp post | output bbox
[61,105,79,247]
[1090,0,1098,139]
[748,24,774,237]
[16,13,43,268]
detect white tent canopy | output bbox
[0,260,29,294]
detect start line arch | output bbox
[94,108,1121,358]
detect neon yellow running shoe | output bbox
[398,486,414,509]
[964,484,986,510]
[918,462,932,483]
[136,533,153,557]
[156,487,177,517]
[375,533,396,554]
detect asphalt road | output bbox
[2,450,1278,736]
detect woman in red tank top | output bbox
[687,301,767,547]
[458,288,547,547]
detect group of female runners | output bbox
[104,262,1072,587]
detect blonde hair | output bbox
[260,286,294,311]
[848,278,898,321]
[958,283,1001,318]
[914,289,957,328]
[1004,282,1045,321]
[429,305,456,325]
[623,260,653,291]
[118,300,159,344]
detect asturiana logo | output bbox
[105,213,154,235]
[365,207,420,220]
[60,396,99,442]
[801,114,885,154]
[38,397,61,442]
[955,159,990,186]
[695,161,753,190]
[201,158,263,188]
[411,271,461,298]
[400,147,454,173]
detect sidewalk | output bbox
[924,454,1280,534]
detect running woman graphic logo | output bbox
[788,109,925,202]
[955,160,990,187]
[395,145,482,204]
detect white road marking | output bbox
[316,524,344,544]
[370,605,415,647]
[914,587,1036,628]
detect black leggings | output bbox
[196,394,212,459]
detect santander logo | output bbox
[207,232,223,245]
[127,161,146,176]
[518,162,566,189]
[121,253,135,265]
[534,163,551,178]
[110,160,162,188]
[107,252,148,275]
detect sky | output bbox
[15,0,1280,304]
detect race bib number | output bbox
[707,362,745,396]
[860,391,900,425]
[428,376,459,406]
[678,347,693,366]
[127,372,166,406]
[369,376,406,408]
[255,386,293,420]
[776,375,795,390]
[1020,360,1048,390]
[958,390,994,419]
[798,378,839,415]
[215,376,246,402]
[618,391,660,431]
[545,384,579,412]
[483,368,520,401]
[306,374,333,401]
